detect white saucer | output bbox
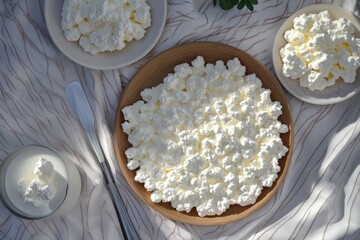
[273,4,360,105]
[44,0,167,70]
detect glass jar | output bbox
[0,145,82,219]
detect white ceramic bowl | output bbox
[273,4,360,105]
[44,0,167,70]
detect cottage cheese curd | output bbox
[280,10,360,91]
[61,0,151,55]
[122,56,289,217]
[17,158,56,207]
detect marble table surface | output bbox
[0,0,359,239]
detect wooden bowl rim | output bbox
[114,42,294,225]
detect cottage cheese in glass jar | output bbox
[0,145,81,219]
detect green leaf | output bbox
[219,0,238,10]
[245,1,254,11]
[237,0,246,9]
[213,0,257,11]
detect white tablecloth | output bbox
[0,0,359,239]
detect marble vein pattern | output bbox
[0,0,359,239]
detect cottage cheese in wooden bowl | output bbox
[114,42,293,225]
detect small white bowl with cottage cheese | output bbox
[273,4,360,105]
[44,0,167,70]
[114,42,293,225]
[0,145,82,219]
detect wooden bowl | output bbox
[114,42,293,225]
